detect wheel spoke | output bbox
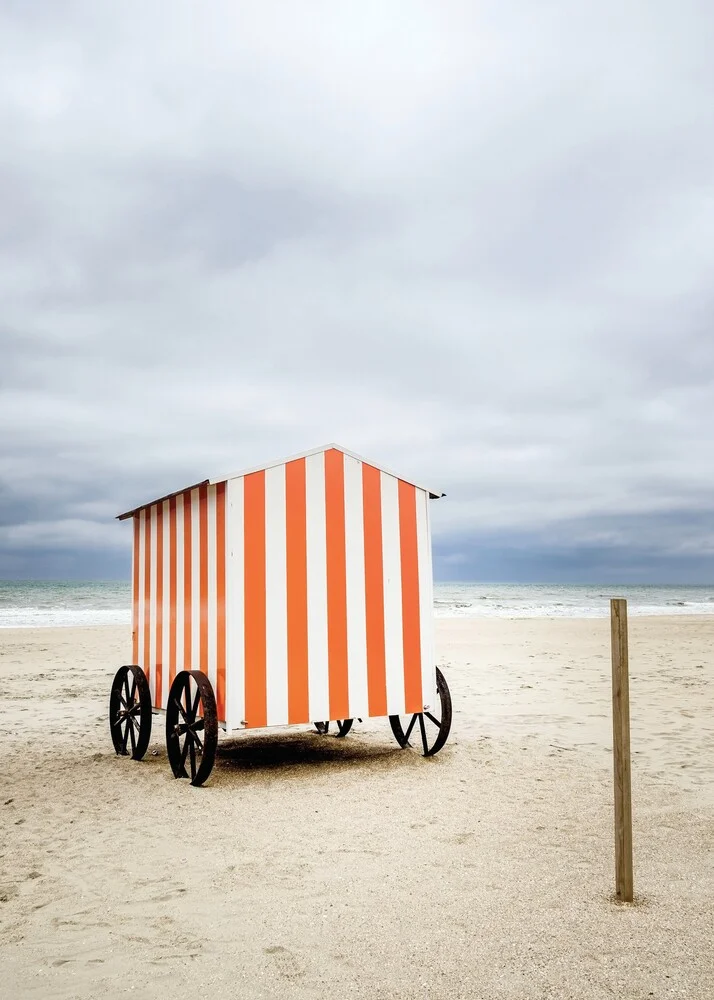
[183,677,193,718]
[174,696,188,723]
[192,729,204,752]
[120,718,130,754]
[180,733,191,771]
[128,715,136,753]
[128,676,137,705]
[404,715,418,742]
[418,714,429,755]
[117,692,129,710]
[191,686,202,720]
[189,737,197,781]
[425,712,442,729]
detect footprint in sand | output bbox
[264,945,307,980]
[0,884,19,903]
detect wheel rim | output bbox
[166,671,218,786]
[109,665,152,761]
[314,719,353,738]
[389,667,452,757]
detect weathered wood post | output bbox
[610,598,634,901]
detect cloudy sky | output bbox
[1,1,713,583]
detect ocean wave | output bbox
[433,584,714,619]
[0,607,131,628]
[1,582,713,626]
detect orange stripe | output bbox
[285,458,309,724]
[398,481,423,713]
[325,449,349,719]
[155,503,164,707]
[143,511,151,689]
[244,471,267,727]
[183,492,192,670]
[362,464,387,716]
[199,484,209,673]
[168,496,177,687]
[132,516,139,663]
[216,482,227,721]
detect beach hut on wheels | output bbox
[110,444,452,785]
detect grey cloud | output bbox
[1,1,713,581]
[434,511,714,585]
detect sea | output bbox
[0,580,712,628]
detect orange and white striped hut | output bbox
[110,445,452,786]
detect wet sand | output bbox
[1,617,713,999]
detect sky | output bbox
[1,1,713,584]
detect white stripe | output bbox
[149,504,158,705]
[265,464,288,725]
[175,495,184,681]
[191,489,201,671]
[416,490,436,711]
[225,477,245,729]
[137,511,145,670]
[306,451,329,722]
[207,487,217,693]
[380,472,404,716]
[344,455,369,718]
[161,500,171,709]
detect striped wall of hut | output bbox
[131,482,227,720]
[130,447,436,730]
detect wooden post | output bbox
[610,598,633,902]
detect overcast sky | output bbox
[1,1,713,583]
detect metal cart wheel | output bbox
[109,665,152,760]
[314,719,353,738]
[389,667,452,757]
[166,670,218,787]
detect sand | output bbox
[1,616,713,999]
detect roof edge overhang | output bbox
[210,444,445,498]
[116,480,210,520]
[116,444,444,520]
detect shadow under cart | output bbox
[109,665,453,786]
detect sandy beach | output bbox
[1,616,713,999]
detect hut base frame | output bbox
[110,664,452,787]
